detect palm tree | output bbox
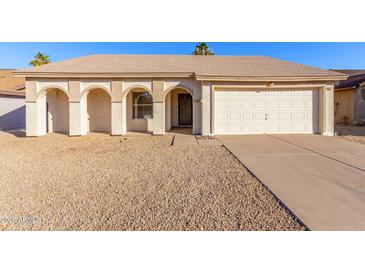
[29,52,51,66]
[192,42,215,55]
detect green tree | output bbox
[192,42,215,55]
[29,52,51,66]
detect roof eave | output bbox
[195,75,348,82]
[0,90,26,97]
[12,71,195,78]
[13,71,348,82]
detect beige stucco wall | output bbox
[87,89,111,132]
[323,85,335,136]
[171,91,178,127]
[46,89,69,133]
[353,86,365,125]
[334,88,354,124]
[201,82,212,135]
[126,91,148,132]
[24,78,335,137]
[165,92,171,131]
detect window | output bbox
[133,92,153,119]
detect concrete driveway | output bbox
[217,134,365,231]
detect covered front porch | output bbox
[25,79,200,137]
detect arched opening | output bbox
[86,88,111,133]
[125,88,153,133]
[44,88,69,134]
[165,88,193,134]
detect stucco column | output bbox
[80,96,88,135]
[153,102,165,135]
[321,85,335,136]
[111,101,123,135]
[111,80,125,135]
[69,102,82,136]
[25,102,38,136]
[192,82,202,135]
[26,101,45,136]
[165,93,171,131]
[25,81,36,136]
[192,100,201,135]
[152,80,165,135]
[201,82,212,136]
[25,80,46,136]
[68,80,84,136]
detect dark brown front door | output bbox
[178,94,192,125]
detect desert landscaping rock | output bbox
[0,132,304,231]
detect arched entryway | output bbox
[86,88,111,133]
[164,88,193,133]
[42,88,69,134]
[125,88,153,133]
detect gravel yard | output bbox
[335,125,365,145]
[0,131,304,231]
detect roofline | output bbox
[13,71,194,78]
[0,90,25,97]
[195,75,347,82]
[334,86,357,91]
[13,71,347,82]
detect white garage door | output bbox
[214,89,319,134]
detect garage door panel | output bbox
[243,101,254,108]
[267,91,279,97]
[254,124,266,133]
[281,112,292,120]
[243,124,254,132]
[269,112,279,120]
[214,89,319,135]
[294,124,306,132]
[229,112,241,120]
[293,101,305,108]
[267,101,279,108]
[279,91,292,97]
[255,92,266,98]
[243,112,254,120]
[254,101,266,108]
[215,101,228,109]
[293,112,306,120]
[230,124,242,132]
[215,124,228,133]
[255,112,266,120]
[230,101,241,108]
[279,101,292,108]
[281,124,293,132]
[216,112,228,121]
[267,124,280,132]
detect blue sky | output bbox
[0,42,364,69]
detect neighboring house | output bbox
[332,69,365,125]
[13,55,346,137]
[0,69,25,130]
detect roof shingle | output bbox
[0,69,25,96]
[332,69,365,89]
[15,54,346,79]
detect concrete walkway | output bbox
[169,128,198,146]
[173,133,198,146]
[217,134,365,231]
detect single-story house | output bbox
[0,69,25,130]
[13,55,347,137]
[332,69,365,125]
